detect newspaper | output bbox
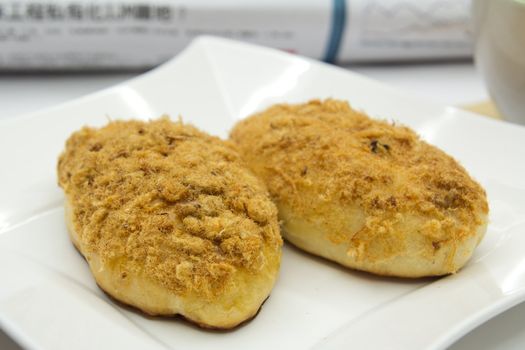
[0,0,472,70]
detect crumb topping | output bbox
[58,118,282,299]
[231,99,488,262]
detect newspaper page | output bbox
[0,0,472,70]
[341,0,472,61]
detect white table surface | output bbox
[1,61,524,350]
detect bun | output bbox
[231,100,488,277]
[58,118,282,328]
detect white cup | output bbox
[472,0,525,124]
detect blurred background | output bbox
[0,0,494,118]
[0,0,473,69]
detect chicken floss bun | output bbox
[230,99,488,278]
[58,118,282,329]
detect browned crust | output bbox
[70,232,267,330]
[95,277,268,331]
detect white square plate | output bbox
[1,37,524,350]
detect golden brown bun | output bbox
[230,99,488,277]
[58,118,282,329]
